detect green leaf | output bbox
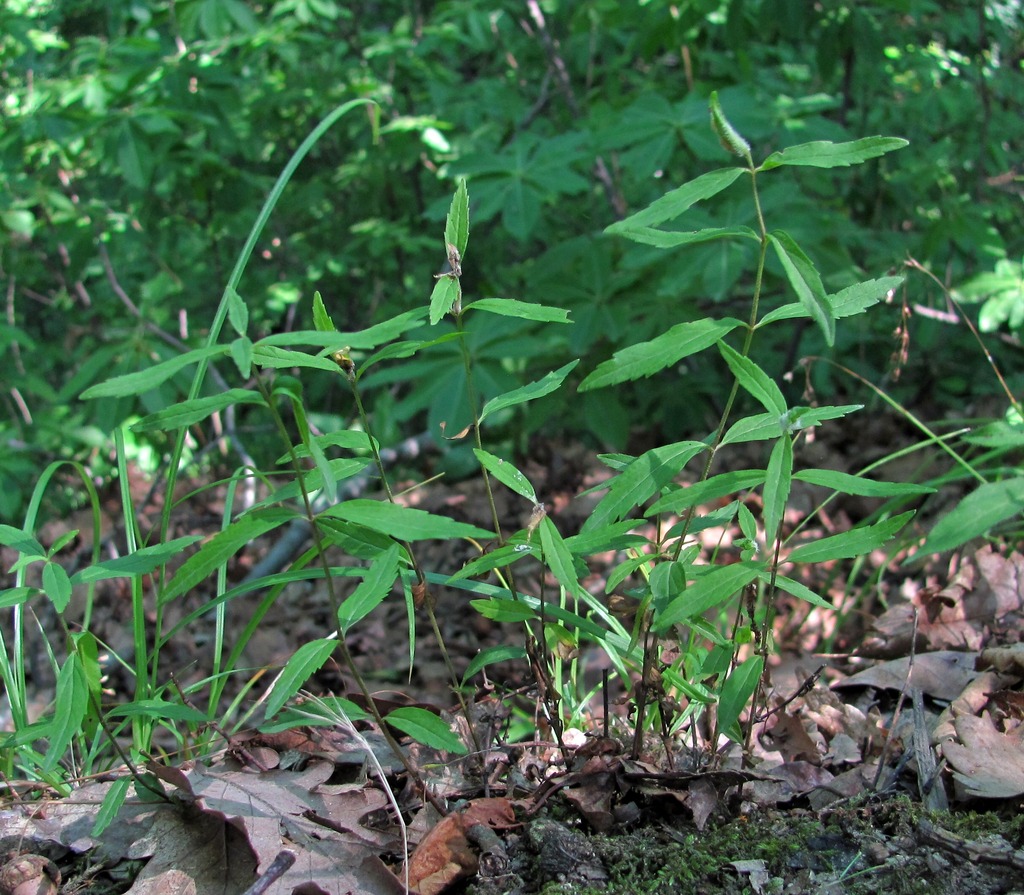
[720,412,784,446]
[107,699,208,723]
[226,287,248,337]
[648,470,767,515]
[464,298,570,323]
[42,561,72,613]
[579,318,741,391]
[160,509,295,605]
[0,525,44,556]
[717,654,764,741]
[563,521,650,555]
[763,435,793,544]
[770,231,834,346]
[444,179,470,258]
[265,638,337,719]
[540,516,582,596]
[131,389,266,433]
[474,450,537,503]
[828,276,905,318]
[230,337,253,378]
[312,291,337,332]
[337,544,400,634]
[709,91,752,160]
[759,137,908,171]
[71,536,204,584]
[252,345,341,373]
[429,276,461,325]
[770,574,832,610]
[718,342,787,415]
[80,346,228,399]
[321,500,493,541]
[607,225,757,249]
[788,511,914,563]
[463,645,529,681]
[480,360,579,423]
[470,597,538,623]
[448,543,537,582]
[794,469,935,498]
[386,706,467,754]
[650,560,687,615]
[605,168,745,233]
[43,654,89,772]
[919,478,1024,554]
[0,587,35,609]
[654,563,761,631]
[93,777,131,837]
[582,441,706,533]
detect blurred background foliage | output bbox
[1,0,1022,516]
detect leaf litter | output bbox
[3,444,1024,895]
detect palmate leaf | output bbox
[579,318,741,391]
[759,136,908,171]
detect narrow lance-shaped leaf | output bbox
[770,231,834,346]
[71,535,204,584]
[718,341,787,415]
[265,638,337,719]
[580,318,740,391]
[654,563,762,631]
[312,290,337,332]
[386,706,467,754]
[464,298,570,323]
[759,136,909,172]
[717,654,764,742]
[429,276,460,325]
[762,435,793,546]
[787,511,914,563]
[337,544,401,634]
[80,345,229,399]
[480,360,579,423]
[321,499,493,541]
[919,478,1024,555]
[226,286,248,337]
[609,225,758,249]
[131,389,266,433]
[444,179,470,258]
[605,168,745,234]
[474,449,537,502]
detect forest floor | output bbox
[2,415,1024,895]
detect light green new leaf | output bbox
[605,167,744,233]
[131,389,266,433]
[762,436,793,545]
[920,478,1024,554]
[322,499,493,541]
[71,536,204,584]
[470,597,538,623]
[717,654,764,741]
[448,543,537,583]
[794,469,935,498]
[474,449,537,502]
[480,360,579,423]
[93,777,132,838]
[759,137,908,171]
[828,276,905,318]
[654,562,761,631]
[579,318,740,391]
[770,232,834,346]
[720,412,783,446]
[464,298,570,323]
[160,509,296,605]
[265,638,337,719]
[444,179,470,258]
[718,342,787,414]
[770,574,832,610]
[80,346,228,399]
[386,706,467,754]
[788,511,913,563]
[429,276,460,325]
[312,291,337,332]
[648,469,766,515]
[582,441,706,533]
[337,544,400,634]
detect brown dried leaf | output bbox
[834,651,982,702]
[940,713,1024,799]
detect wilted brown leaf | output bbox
[939,713,1024,799]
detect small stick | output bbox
[241,850,296,895]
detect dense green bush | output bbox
[1,0,1021,514]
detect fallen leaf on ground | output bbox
[939,713,1024,799]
